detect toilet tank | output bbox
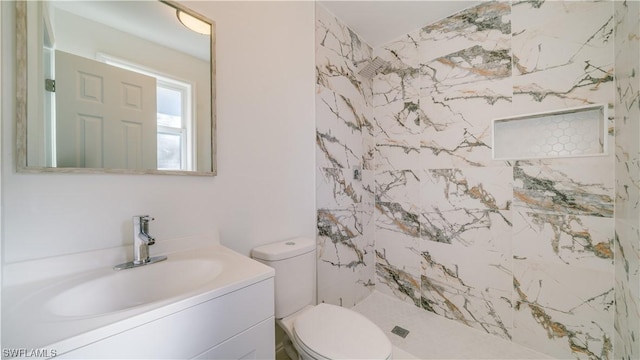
[251,238,315,319]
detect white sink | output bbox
[45,258,224,317]
[2,235,275,355]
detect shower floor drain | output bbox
[391,325,410,338]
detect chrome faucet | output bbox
[114,215,167,270]
[134,215,155,264]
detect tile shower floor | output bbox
[352,291,553,360]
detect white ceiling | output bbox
[319,1,481,47]
[51,1,210,61]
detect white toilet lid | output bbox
[293,303,392,359]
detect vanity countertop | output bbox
[2,234,275,356]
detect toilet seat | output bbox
[292,303,392,360]
[292,331,331,360]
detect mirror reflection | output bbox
[21,0,216,174]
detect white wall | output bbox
[1,1,316,264]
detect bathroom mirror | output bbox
[16,0,216,176]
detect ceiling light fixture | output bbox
[176,10,210,35]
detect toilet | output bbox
[251,238,392,360]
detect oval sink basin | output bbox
[45,258,223,317]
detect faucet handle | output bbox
[139,215,154,223]
[137,215,155,245]
[138,216,154,231]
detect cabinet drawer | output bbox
[194,317,274,359]
[58,278,274,359]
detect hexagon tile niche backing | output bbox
[492,104,606,160]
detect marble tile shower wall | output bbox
[315,5,376,307]
[316,1,626,359]
[614,1,640,359]
[372,2,616,359]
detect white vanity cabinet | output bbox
[56,278,275,359]
[3,236,276,360]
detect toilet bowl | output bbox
[281,303,392,360]
[251,238,392,360]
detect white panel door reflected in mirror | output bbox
[55,50,158,170]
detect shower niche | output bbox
[492,104,607,160]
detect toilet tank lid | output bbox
[251,237,315,261]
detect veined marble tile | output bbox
[317,231,375,308]
[419,79,512,169]
[317,84,368,135]
[512,1,612,76]
[316,4,370,61]
[614,276,640,360]
[362,135,375,171]
[513,211,614,271]
[361,169,375,207]
[613,1,639,359]
[316,182,376,308]
[420,121,493,169]
[615,221,640,295]
[316,87,364,169]
[421,167,512,211]
[316,167,362,209]
[373,71,420,108]
[375,201,421,239]
[375,134,420,171]
[317,205,375,308]
[316,4,372,87]
[614,222,640,360]
[421,45,511,92]
[508,132,614,170]
[420,10,512,125]
[360,203,375,250]
[374,228,422,279]
[372,33,421,107]
[418,2,511,65]
[315,3,377,311]
[374,99,424,138]
[513,259,614,360]
[317,263,375,308]
[360,201,376,306]
[322,87,369,134]
[420,242,513,339]
[316,63,370,114]
[422,242,512,298]
[375,201,422,306]
[513,71,614,116]
[512,1,614,112]
[415,96,458,134]
[513,165,614,217]
[316,5,374,171]
[614,65,640,126]
[614,124,640,225]
[375,169,420,205]
[375,141,422,300]
[317,207,362,256]
[420,274,513,340]
[613,1,640,85]
[362,105,376,170]
[419,208,511,253]
[614,30,640,225]
[376,30,421,69]
[422,62,513,105]
[375,248,422,308]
